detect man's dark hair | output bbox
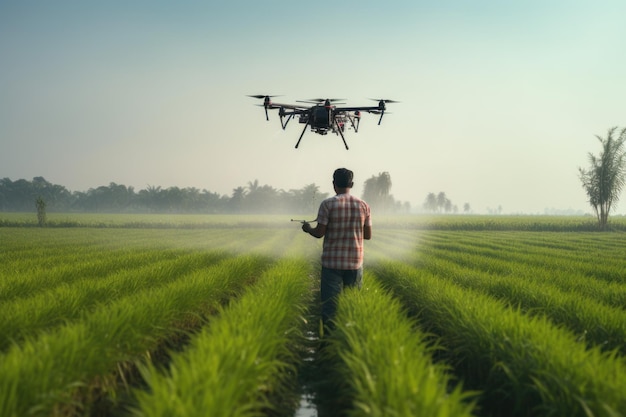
[333,168,354,188]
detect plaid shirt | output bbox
[317,193,371,270]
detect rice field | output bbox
[1,214,625,417]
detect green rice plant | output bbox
[0,247,188,303]
[225,228,291,255]
[375,214,626,231]
[0,227,290,303]
[322,275,477,417]
[364,229,422,263]
[0,228,195,301]
[6,212,626,230]
[409,252,626,354]
[0,251,230,350]
[132,258,313,417]
[412,231,626,308]
[281,229,322,259]
[373,262,626,417]
[1,212,324,228]
[0,255,271,417]
[419,231,626,285]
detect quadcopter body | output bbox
[248,95,397,150]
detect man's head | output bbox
[333,168,354,189]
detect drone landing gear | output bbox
[348,114,361,133]
[335,119,349,150]
[295,121,349,150]
[280,110,294,130]
[295,121,309,149]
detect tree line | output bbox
[421,191,471,214]
[0,172,410,215]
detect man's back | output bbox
[317,193,371,270]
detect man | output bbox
[302,168,372,329]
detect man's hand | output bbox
[302,221,326,238]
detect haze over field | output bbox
[2,1,625,214]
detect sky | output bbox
[2,0,625,214]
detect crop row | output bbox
[413,231,626,305]
[321,275,476,417]
[408,249,626,354]
[0,248,191,302]
[419,231,626,284]
[6,212,626,230]
[0,255,271,417]
[373,262,626,417]
[0,251,231,351]
[133,259,314,416]
[3,223,626,416]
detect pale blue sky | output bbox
[2,0,625,214]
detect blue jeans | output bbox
[320,267,363,327]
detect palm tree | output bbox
[377,172,392,197]
[423,193,438,212]
[300,183,321,213]
[138,185,162,211]
[436,192,449,213]
[230,187,246,213]
[363,172,393,212]
[247,180,260,194]
[579,127,626,229]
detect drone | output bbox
[248,95,398,150]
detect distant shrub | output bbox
[35,197,46,227]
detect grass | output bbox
[2,214,626,416]
[320,275,477,417]
[409,248,626,354]
[0,256,271,417]
[132,259,314,417]
[0,251,230,351]
[373,262,626,417]
[0,213,312,228]
[4,212,626,230]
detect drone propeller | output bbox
[304,98,346,102]
[247,95,282,120]
[367,99,399,125]
[248,94,282,99]
[368,98,399,103]
[296,98,346,105]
